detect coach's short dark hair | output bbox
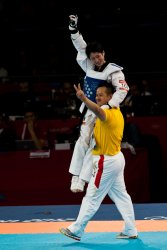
[97,82,114,94]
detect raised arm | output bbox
[69,15,92,72]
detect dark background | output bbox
[0,1,167,78]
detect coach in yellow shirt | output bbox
[60,82,138,241]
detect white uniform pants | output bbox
[69,109,96,182]
[68,151,138,237]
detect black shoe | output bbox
[59,228,81,241]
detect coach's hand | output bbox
[74,83,86,102]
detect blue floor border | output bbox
[0,203,167,222]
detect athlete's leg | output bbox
[70,142,94,193]
[79,135,95,183]
[69,111,96,192]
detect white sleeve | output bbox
[108,71,129,107]
[71,33,93,72]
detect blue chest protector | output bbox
[83,76,105,102]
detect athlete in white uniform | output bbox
[68,15,129,192]
[60,82,138,241]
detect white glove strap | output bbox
[69,25,77,31]
[71,31,80,40]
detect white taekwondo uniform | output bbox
[69,32,129,182]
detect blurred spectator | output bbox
[0,112,17,151]
[19,80,30,93]
[121,121,142,155]
[63,81,79,117]
[141,79,152,96]
[17,108,48,150]
[18,80,37,109]
[63,81,73,96]
[121,82,154,117]
[50,81,79,119]
[0,63,9,83]
[122,83,142,117]
[121,108,142,155]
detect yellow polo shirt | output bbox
[92,108,124,156]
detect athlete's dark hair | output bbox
[96,82,114,95]
[86,41,105,58]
